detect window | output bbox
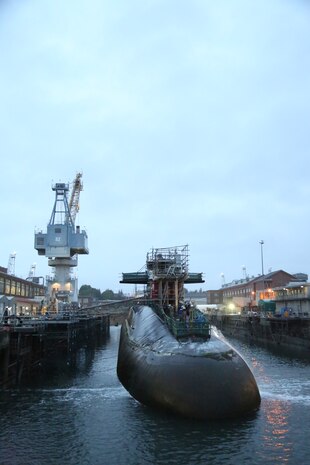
[25,285,30,297]
[5,279,11,294]
[16,282,21,296]
[11,280,16,295]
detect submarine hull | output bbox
[117,306,261,420]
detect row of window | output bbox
[277,288,306,297]
[224,288,307,301]
[223,288,252,297]
[0,276,45,298]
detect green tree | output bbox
[79,285,101,299]
[101,289,115,300]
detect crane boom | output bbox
[69,172,83,225]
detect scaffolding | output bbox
[121,244,204,310]
[146,244,189,280]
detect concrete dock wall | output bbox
[211,314,310,356]
[0,313,110,387]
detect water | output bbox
[0,326,309,465]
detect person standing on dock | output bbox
[3,307,8,324]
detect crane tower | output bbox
[34,173,89,309]
[7,252,16,275]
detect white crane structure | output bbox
[68,171,83,224]
[7,252,16,275]
[34,172,88,310]
[28,263,36,280]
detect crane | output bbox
[34,173,88,310]
[27,263,36,280]
[69,172,83,225]
[7,252,16,275]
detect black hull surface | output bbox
[117,305,261,420]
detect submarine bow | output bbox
[117,305,261,420]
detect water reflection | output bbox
[22,332,111,390]
[259,399,292,464]
[116,397,260,465]
[1,327,309,465]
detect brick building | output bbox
[207,270,304,311]
[0,266,45,316]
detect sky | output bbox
[0,0,310,294]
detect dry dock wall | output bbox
[0,315,110,388]
[211,314,310,355]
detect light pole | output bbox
[259,240,264,276]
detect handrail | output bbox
[147,301,211,340]
[163,313,211,339]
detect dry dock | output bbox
[211,313,310,357]
[0,309,110,387]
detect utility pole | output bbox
[259,240,264,276]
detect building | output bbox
[206,289,223,305]
[273,281,310,317]
[0,266,45,317]
[207,270,305,312]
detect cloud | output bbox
[0,0,310,291]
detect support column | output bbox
[174,280,179,312]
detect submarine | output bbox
[117,245,261,420]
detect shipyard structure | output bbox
[207,270,310,355]
[0,174,113,388]
[34,173,88,311]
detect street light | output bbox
[259,240,264,276]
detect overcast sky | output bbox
[0,0,310,294]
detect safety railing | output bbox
[165,314,211,339]
[153,304,211,340]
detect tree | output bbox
[79,285,127,301]
[101,289,116,300]
[79,285,101,299]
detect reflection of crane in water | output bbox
[34,172,88,312]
